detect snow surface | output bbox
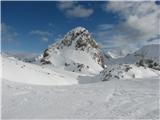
[41,46,103,74]
[1,53,160,119]
[2,54,100,86]
[2,77,159,119]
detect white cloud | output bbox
[66,5,93,18]
[106,1,158,18]
[106,1,159,41]
[57,1,93,18]
[30,30,53,42]
[1,23,18,42]
[97,1,160,54]
[58,1,75,10]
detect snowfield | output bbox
[2,55,99,86]
[1,55,160,119]
[2,77,159,119]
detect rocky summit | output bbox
[39,27,107,73]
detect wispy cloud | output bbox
[58,1,75,10]
[96,1,159,54]
[97,24,114,31]
[1,23,18,43]
[30,30,52,36]
[30,30,53,42]
[57,1,93,18]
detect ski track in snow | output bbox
[2,77,159,119]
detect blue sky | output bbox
[1,1,160,55]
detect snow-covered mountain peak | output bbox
[38,27,106,73]
[59,26,98,50]
[70,26,87,33]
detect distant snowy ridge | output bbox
[106,50,130,59]
[109,44,160,64]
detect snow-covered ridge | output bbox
[109,44,160,65]
[100,64,160,81]
[103,44,160,81]
[38,26,106,74]
[134,44,160,63]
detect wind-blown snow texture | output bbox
[1,27,160,119]
[2,78,159,119]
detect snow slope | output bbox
[100,64,160,81]
[2,77,159,119]
[2,54,100,86]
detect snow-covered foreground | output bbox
[2,77,159,119]
[2,55,99,86]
